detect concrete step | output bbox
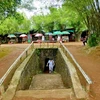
[29,74,66,90]
[13,89,76,100]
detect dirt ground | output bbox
[0,44,29,78]
[0,42,100,100]
[64,42,100,100]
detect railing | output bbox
[33,41,60,48]
[59,41,92,92]
[0,42,34,94]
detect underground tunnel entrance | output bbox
[44,58,49,73]
[38,48,57,74]
[17,48,72,90]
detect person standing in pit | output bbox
[46,58,55,73]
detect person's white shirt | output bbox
[48,60,54,67]
[57,35,60,41]
[42,35,45,42]
[47,59,55,73]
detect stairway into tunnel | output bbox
[0,42,92,100]
[17,48,72,90]
[13,48,76,100]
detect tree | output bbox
[64,0,100,46]
[0,17,19,35]
[19,0,36,11]
[0,0,21,21]
[18,18,31,33]
[31,15,44,32]
[31,5,85,36]
[0,13,29,35]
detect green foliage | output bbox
[0,17,17,35]
[0,16,20,35]
[88,33,98,47]
[64,0,100,46]
[18,18,31,33]
[0,12,31,35]
[0,0,21,20]
[20,0,35,11]
[31,15,44,32]
[31,3,87,34]
[14,13,25,24]
[36,49,41,56]
[0,1,27,35]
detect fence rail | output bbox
[0,42,34,94]
[59,41,92,92]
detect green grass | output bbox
[0,47,13,59]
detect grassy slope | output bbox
[0,47,13,59]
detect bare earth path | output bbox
[0,42,100,100]
[0,44,30,78]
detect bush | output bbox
[88,33,98,47]
[2,40,6,44]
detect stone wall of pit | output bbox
[55,50,72,88]
[18,48,72,89]
[17,49,41,90]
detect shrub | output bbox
[88,33,98,47]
